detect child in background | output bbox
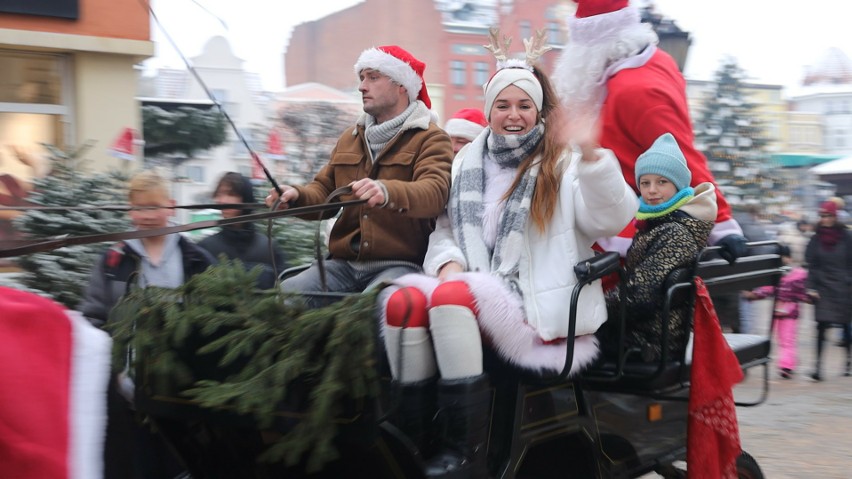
[599,132,718,362]
[80,169,215,325]
[79,169,215,479]
[199,172,287,288]
[742,245,809,379]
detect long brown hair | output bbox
[505,65,565,231]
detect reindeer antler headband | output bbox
[482,27,551,120]
[484,27,552,71]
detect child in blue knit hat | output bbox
[599,132,718,362]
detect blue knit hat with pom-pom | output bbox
[635,133,691,191]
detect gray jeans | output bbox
[281,259,420,307]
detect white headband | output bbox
[483,68,543,120]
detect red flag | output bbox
[266,129,285,160]
[109,128,138,161]
[251,153,265,180]
[688,277,744,479]
[254,129,285,180]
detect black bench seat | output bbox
[580,243,783,396]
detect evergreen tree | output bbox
[280,103,354,182]
[142,105,227,174]
[13,143,130,307]
[693,59,775,206]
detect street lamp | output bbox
[640,4,692,72]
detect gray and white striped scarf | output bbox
[364,101,417,158]
[449,124,544,291]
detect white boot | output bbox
[429,305,483,380]
[384,326,437,383]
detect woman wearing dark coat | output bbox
[198,172,287,288]
[805,200,852,380]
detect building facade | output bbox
[788,48,852,156]
[285,0,575,122]
[0,0,153,174]
[0,0,152,248]
[140,36,276,222]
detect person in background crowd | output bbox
[826,197,852,348]
[443,107,488,155]
[743,245,810,379]
[552,0,748,262]
[776,218,811,267]
[198,172,287,288]
[731,205,772,334]
[828,196,850,223]
[79,169,215,479]
[805,200,852,381]
[265,45,452,304]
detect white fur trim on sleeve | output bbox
[67,310,111,479]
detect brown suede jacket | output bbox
[292,101,453,265]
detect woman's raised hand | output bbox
[562,105,601,162]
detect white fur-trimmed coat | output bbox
[394,141,638,373]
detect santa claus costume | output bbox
[553,0,745,257]
[0,287,112,479]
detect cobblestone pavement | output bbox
[733,302,852,479]
[640,301,852,478]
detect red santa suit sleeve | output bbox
[0,287,112,479]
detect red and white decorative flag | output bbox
[688,278,744,479]
[266,129,285,160]
[252,129,285,180]
[0,287,112,479]
[109,127,138,161]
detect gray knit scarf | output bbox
[449,123,544,291]
[364,101,417,158]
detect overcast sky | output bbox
[143,0,846,93]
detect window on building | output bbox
[210,89,228,105]
[232,127,263,157]
[520,21,532,40]
[0,51,69,182]
[451,60,467,86]
[474,62,490,86]
[186,165,205,183]
[547,21,561,44]
[0,50,64,104]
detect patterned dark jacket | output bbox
[600,183,717,362]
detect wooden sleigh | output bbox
[125,242,784,478]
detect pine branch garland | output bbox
[108,259,382,472]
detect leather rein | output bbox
[0,186,362,259]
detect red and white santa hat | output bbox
[0,287,112,479]
[444,108,488,141]
[354,45,432,109]
[569,0,641,45]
